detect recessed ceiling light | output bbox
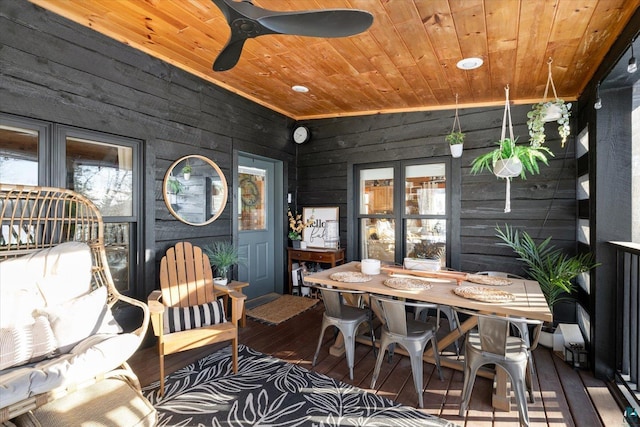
[292,85,309,93]
[456,57,484,70]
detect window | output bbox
[356,161,449,266]
[0,114,142,297]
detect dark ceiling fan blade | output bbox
[210,0,374,71]
[258,10,373,38]
[213,37,247,71]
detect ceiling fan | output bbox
[211,0,374,71]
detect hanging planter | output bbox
[445,94,465,158]
[470,85,553,212]
[526,58,572,148]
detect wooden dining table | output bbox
[304,261,553,412]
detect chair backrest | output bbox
[371,294,439,336]
[476,271,524,279]
[315,286,365,318]
[453,307,543,355]
[159,242,218,308]
[0,185,118,302]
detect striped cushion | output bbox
[0,316,58,370]
[163,299,226,334]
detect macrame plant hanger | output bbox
[451,93,462,134]
[500,84,517,213]
[543,57,559,102]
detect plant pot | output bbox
[542,103,563,122]
[450,143,463,158]
[291,240,302,249]
[213,277,228,286]
[183,172,191,180]
[493,157,522,178]
[403,257,441,271]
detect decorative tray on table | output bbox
[383,277,433,290]
[453,286,516,303]
[329,271,372,283]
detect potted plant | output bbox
[404,241,445,271]
[181,161,192,180]
[527,99,571,148]
[445,131,465,158]
[204,240,243,285]
[470,137,553,179]
[287,208,313,249]
[494,225,599,346]
[166,176,183,208]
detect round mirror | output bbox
[163,155,228,226]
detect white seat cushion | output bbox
[0,332,140,409]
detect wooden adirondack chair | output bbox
[148,242,246,395]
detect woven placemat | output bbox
[453,286,516,303]
[329,271,372,283]
[383,277,433,290]
[246,295,319,325]
[466,274,513,286]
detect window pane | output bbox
[66,137,133,216]
[239,167,266,231]
[0,125,39,185]
[406,219,446,269]
[104,222,131,293]
[405,163,446,215]
[360,168,393,214]
[362,218,395,262]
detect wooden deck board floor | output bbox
[129,302,622,426]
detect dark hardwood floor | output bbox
[129,301,622,426]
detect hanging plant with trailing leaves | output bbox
[526,58,572,148]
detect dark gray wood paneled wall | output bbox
[0,0,295,299]
[0,0,578,294]
[297,105,577,275]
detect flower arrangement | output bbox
[288,208,313,240]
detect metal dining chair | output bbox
[311,286,375,380]
[370,294,443,408]
[414,304,460,355]
[475,271,531,354]
[453,307,542,427]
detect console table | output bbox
[287,247,345,294]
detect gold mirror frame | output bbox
[163,155,228,226]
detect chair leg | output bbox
[231,337,239,374]
[505,363,531,427]
[430,336,444,381]
[312,322,329,367]
[407,344,425,408]
[342,325,357,380]
[159,351,165,397]
[371,334,390,388]
[459,357,481,417]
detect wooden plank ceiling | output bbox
[29,0,639,120]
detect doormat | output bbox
[245,294,319,325]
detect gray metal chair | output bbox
[415,304,459,355]
[453,307,542,427]
[370,295,443,408]
[312,286,374,380]
[475,271,531,355]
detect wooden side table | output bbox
[287,247,345,294]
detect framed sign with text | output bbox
[302,207,339,248]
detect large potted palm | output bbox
[494,225,599,347]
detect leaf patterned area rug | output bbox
[143,345,458,426]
